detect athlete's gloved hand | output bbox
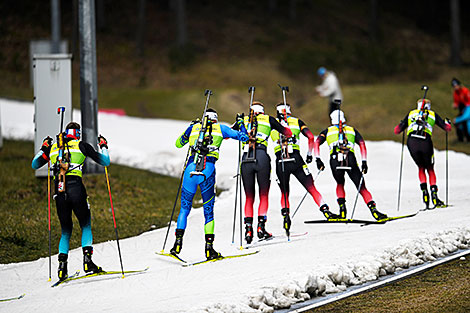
[98,135,108,149]
[316,158,325,171]
[41,136,53,153]
[236,113,245,127]
[361,160,368,174]
[199,145,209,155]
[306,154,313,164]
[190,118,200,125]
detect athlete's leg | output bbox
[276,159,292,209]
[55,192,73,255]
[241,158,256,220]
[256,150,271,217]
[200,164,216,235]
[292,161,325,207]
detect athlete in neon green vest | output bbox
[394,98,451,209]
[271,103,338,230]
[171,108,249,260]
[232,101,292,244]
[314,110,387,220]
[32,122,110,281]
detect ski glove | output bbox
[361,160,368,174]
[316,158,325,171]
[190,118,200,125]
[40,136,53,153]
[306,155,313,164]
[236,113,244,127]
[98,135,108,149]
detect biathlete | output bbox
[271,103,337,232]
[314,109,387,220]
[232,101,292,244]
[31,122,110,280]
[394,98,451,209]
[170,108,248,260]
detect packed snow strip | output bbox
[200,227,470,313]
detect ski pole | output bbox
[239,149,243,248]
[104,166,125,278]
[231,141,241,245]
[292,169,322,219]
[161,147,191,252]
[47,160,51,281]
[397,131,405,212]
[350,172,365,220]
[446,127,449,207]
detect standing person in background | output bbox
[452,78,470,142]
[315,67,343,115]
[394,98,452,209]
[233,101,292,244]
[31,122,110,281]
[271,103,338,231]
[170,109,248,260]
[314,109,387,221]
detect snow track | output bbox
[1,99,469,313]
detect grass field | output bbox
[310,256,470,313]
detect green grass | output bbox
[310,256,470,313]
[0,140,185,264]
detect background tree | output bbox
[450,0,462,66]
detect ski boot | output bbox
[281,208,291,235]
[320,204,340,220]
[244,217,254,244]
[170,229,185,255]
[367,201,388,221]
[205,234,222,260]
[338,198,347,219]
[430,185,445,208]
[420,183,430,210]
[257,216,273,240]
[58,253,68,281]
[83,246,104,274]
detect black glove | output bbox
[306,154,313,164]
[445,118,451,124]
[190,118,200,125]
[361,160,368,174]
[98,135,108,149]
[199,145,209,155]
[41,136,53,153]
[316,158,325,171]
[236,113,244,126]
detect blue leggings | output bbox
[176,161,216,234]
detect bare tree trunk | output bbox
[269,0,277,14]
[450,0,462,66]
[51,0,61,53]
[72,0,79,56]
[96,0,105,31]
[289,0,297,20]
[175,0,187,47]
[136,0,146,57]
[369,0,378,41]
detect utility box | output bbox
[33,54,72,177]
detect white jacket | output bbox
[315,71,343,102]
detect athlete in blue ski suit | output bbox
[170,108,248,259]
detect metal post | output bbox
[51,0,61,53]
[79,0,102,174]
